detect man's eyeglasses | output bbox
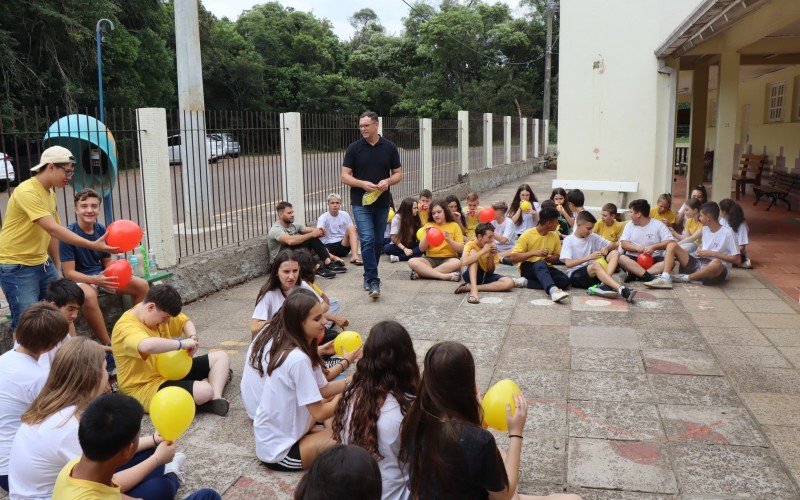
[358,122,377,130]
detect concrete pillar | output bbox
[377,116,383,137]
[174,0,212,226]
[421,118,433,189]
[712,53,740,200]
[503,116,512,164]
[136,108,177,268]
[688,67,709,193]
[280,112,306,225]
[458,110,469,176]
[533,119,540,158]
[521,118,527,160]
[483,113,492,168]
[543,119,550,155]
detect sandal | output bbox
[467,295,480,304]
[198,398,230,416]
[454,283,470,294]
[351,258,363,266]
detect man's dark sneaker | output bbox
[368,282,380,299]
[316,266,336,279]
[620,286,637,303]
[363,279,369,291]
[328,261,347,273]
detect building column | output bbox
[712,52,740,200]
[688,66,709,193]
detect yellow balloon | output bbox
[334,330,362,357]
[416,226,427,242]
[149,386,195,441]
[481,379,521,431]
[519,201,532,212]
[156,349,192,381]
[387,209,396,223]
[595,257,609,271]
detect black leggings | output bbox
[291,238,331,262]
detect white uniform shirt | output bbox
[317,211,353,244]
[251,281,319,322]
[620,218,674,257]
[491,218,516,252]
[700,225,740,270]
[561,233,612,277]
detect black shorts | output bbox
[159,354,211,395]
[569,266,600,289]
[325,241,350,258]
[461,268,503,285]
[264,441,303,471]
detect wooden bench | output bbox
[551,179,639,214]
[732,153,766,200]
[753,171,800,211]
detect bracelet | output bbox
[509,434,524,440]
[176,339,182,351]
[152,433,157,447]
[341,358,350,369]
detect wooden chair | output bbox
[753,171,800,211]
[732,153,766,200]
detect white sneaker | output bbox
[513,277,527,288]
[550,287,570,303]
[741,258,752,269]
[164,452,186,485]
[389,255,400,263]
[644,277,673,289]
[673,274,691,283]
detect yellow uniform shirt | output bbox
[463,206,482,238]
[0,177,61,265]
[511,228,561,266]
[649,207,676,226]
[418,210,429,225]
[112,310,190,412]
[462,240,498,272]
[423,221,463,258]
[310,282,324,297]
[684,216,703,244]
[593,219,627,243]
[53,458,121,499]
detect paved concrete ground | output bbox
[4,169,800,499]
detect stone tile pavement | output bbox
[3,169,800,499]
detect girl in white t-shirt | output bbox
[9,337,178,499]
[253,288,362,471]
[509,184,541,237]
[719,198,752,269]
[333,321,420,500]
[0,303,68,493]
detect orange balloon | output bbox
[106,220,143,252]
[426,227,445,247]
[478,206,496,223]
[637,253,654,269]
[104,259,132,289]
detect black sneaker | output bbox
[623,272,637,283]
[368,282,380,299]
[363,279,369,291]
[328,261,347,273]
[500,257,513,266]
[620,286,637,303]
[316,266,336,279]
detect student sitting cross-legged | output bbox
[509,206,570,303]
[617,199,675,281]
[454,223,524,304]
[407,199,465,281]
[112,284,231,416]
[645,202,740,289]
[561,212,636,302]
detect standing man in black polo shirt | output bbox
[342,111,403,298]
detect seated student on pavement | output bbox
[267,201,346,279]
[645,202,740,289]
[112,284,232,416]
[616,199,674,282]
[60,188,149,348]
[317,193,362,266]
[454,223,524,304]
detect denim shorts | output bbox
[0,260,59,330]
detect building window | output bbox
[767,81,786,122]
[709,99,717,127]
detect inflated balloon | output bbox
[106,220,143,252]
[156,349,192,381]
[426,227,445,247]
[104,259,132,289]
[637,253,654,269]
[387,209,396,223]
[478,206,496,223]
[334,330,362,357]
[149,386,195,441]
[416,226,427,243]
[519,201,532,212]
[481,379,521,431]
[595,257,609,271]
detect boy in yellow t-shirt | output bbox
[650,193,676,227]
[463,192,482,239]
[510,206,570,302]
[593,203,627,243]
[112,284,231,415]
[417,189,432,225]
[408,200,464,281]
[454,223,523,303]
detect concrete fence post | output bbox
[533,119,540,158]
[543,118,550,155]
[377,116,383,137]
[520,117,527,161]
[504,116,511,164]
[421,118,433,190]
[136,108,178,268]
[458,110,469,176]
[280,112,306,225]
[483,113,492,169]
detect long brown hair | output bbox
[332,321,420,459]
[399,341,508,496]
[249,288,325,377]
[396,197,421,246]
[428,199,455,225]
[509,183,538,226]
[22,337,105,426]
[256,250,300,305]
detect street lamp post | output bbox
[96,18,115,222]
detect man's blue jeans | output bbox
[520,260,570,293]
[352,205,391,286]
[0,260,59,331]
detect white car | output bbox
[167,135,224,164]
[0,152,15,191]
[209,132,240,158]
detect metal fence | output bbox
[468,115,486,172]
[431,118,459,191]
[511,118,521,163]
[382,116,422,204]
[492,115,505,167]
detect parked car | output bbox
[209,132,240,158]
[167,134,224,164]
[0,152,15,191]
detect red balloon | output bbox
[426,227,445,247]
[478,206,496,223]
[106,220,143,252]
[104,259,132,290]
[637,253,654,270]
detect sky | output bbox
[202,0,526,40]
